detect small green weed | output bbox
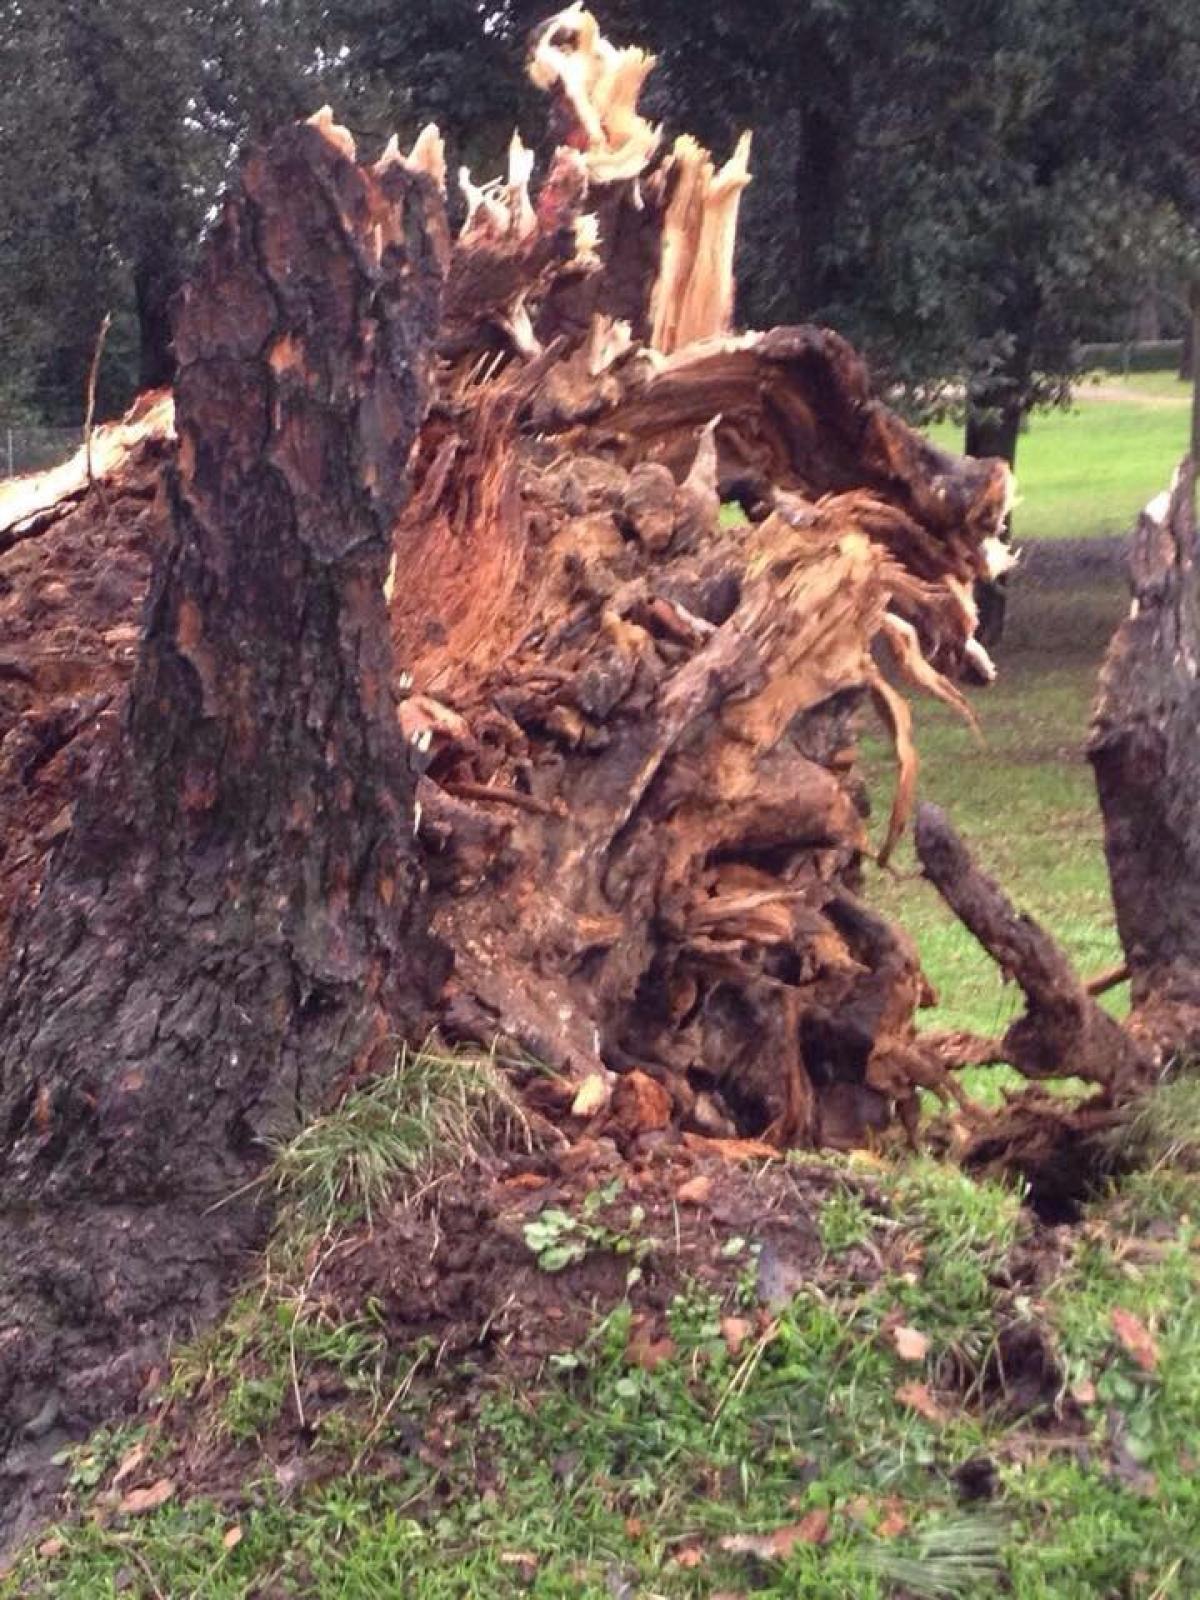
[523,1178,654,1277]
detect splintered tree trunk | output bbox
[1089,459,1200,1058]
[0,10,1024,1521]
[0,119,447,1521]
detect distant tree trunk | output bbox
[1179,305,1194,381]
[133,239,180,391]
[964,402,1021,470]
[965,401,1022,648]
[0,118,448,1535]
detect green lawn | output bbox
[863,573,1128,1067]
[929,368,1192,541]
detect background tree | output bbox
[0,0,327,420]
[1,0,1198,452]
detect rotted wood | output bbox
[914,802,1150,1090]
[1089,459,1200,1060]
[0,116,447,1537]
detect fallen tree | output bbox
[0,3,1192,1536]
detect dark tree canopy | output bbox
[1,0,1198,452]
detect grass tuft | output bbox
[270,1038,530,1233]
[1103,1071,1200,1175]
[866,1512,1009,1598]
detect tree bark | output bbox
[1178,305,1193,381]
[1089,458,1200,1059]
[0,116,448,1535]
[915,803,1149,1092]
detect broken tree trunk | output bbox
[1089,458,1200,1060]
[0,10,1025,1513]
[0,119,447,1532]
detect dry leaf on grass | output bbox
[36,1538,65,1560]
[627,1333,676,1372]
[118,1477,175,1516]
[895,1381,947,1423]
[721,1316,752,1356]
[890,1325,930,1362]
[676,1174,713,1205]
[222,1525,243,1551]
[111,1441,149,1489]
[1111,1308,1159,1373]
[1071,1377,1098,1405]
[673,1546,705,1569]
[876,1501,909,1539]
[720,1509,830,1559]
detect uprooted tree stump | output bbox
[3,3,1195,1534]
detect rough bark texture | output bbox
[0,120,447,1538]
[915,802,1149,1091]
[1089,458,1200,1058]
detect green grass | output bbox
[929,368,1192,541]
[267,1037,530,1234]
[863,575,1127,1077]
[13,1156,1199,1599]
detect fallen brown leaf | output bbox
[36,1538,65,1560]
[720,1509,830,1559]
[1111,1308,1159,1373]
[222,1525,243,1551]
[682,1133,781,1164]
[676,1173,713,1205]
[673,1546,705,1568]
[876,1500,908,1539]
[890,1325,930,1362]
[611,1069,672,1134]
[721,1316,752,1356]
[1071,1377,1098,1405]
[118,1477,175,1516]
[502,1172,549,1192]
[111,1441,149,1489]
[499,1550,539,1585]
[627,1333,676,1372]
[895,1381,947,1423]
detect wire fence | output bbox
[0,424,84,481]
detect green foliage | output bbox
[817,1184,875,1254]
[12,1142,1200,1598]
[522,1178,654,1275]
[5,0,1199,437]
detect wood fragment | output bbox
[915,803,1150,1090]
